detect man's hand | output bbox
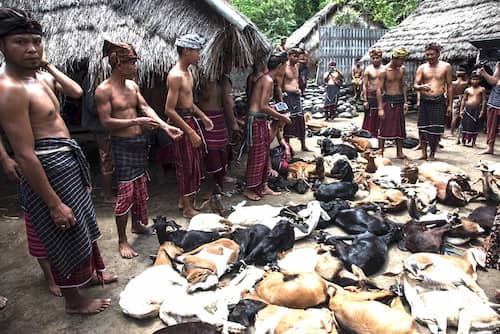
[188,131,202,148]
[40,47,49,67]
[50,202,76,230]
[446,106,452,117]
[421,84,432,92]
[479,111,485,119]
[403,103,408,114]
[283,115,292,125]
[202,117,214,131]
[165,125,183,141]
[135,117,160,128]
[1,157,21,182]
[231,122,240,133]
[363,101,369,110]
[378,108,385,119]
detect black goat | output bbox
[399,220,451,253]
[351,129,373,138]
[317,227,403,276]
[330,158,354,182]
[225,224,271,261]
[467,206,495,232]
[317,199,351,229]
[314,182,358,201]
[153,216,220,251]
[320,139,358,159]
[153,322,221,334]
[333,207,400,236]
[228,299,267,328]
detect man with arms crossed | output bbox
[414,42,452,161]
[376,47,409,158]
[0,8,113,314]
[283,48,309,151]
[165,34,213,218]
[362,48,384,137]
[95,40,182,258]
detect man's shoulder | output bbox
[0,74,27,100]
[95,80,112,96]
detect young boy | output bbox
[460,72,486,147]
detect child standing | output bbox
[460,72,486,147]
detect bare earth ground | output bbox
[0,113,499,334]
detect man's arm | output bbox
[42,64,83,99]
[362,69,369,102]
[134,84,182,139]
[165,73,202,147]
[480,88,487,118]
[479,62,500,86]
[402,67,408,113]
[413,65,431,92]
[376,70,385,118]
[221,78,239,131]
[0,136,20,182]
[95,85,157,130]
[445,63,453,115]
[261,79,290,124]
[459,89,467,117]
[274,73,284,102]
[0,84,75,227]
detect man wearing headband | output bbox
[283,48,310,151]
[323,60,344,120]
[450,66,469,139]
[165,33,214,218]
[414,42,452,160]
[376,47,409,158]
[243,52,291,201]
[362,48,384,136]
[351,58,364,100]
[477,62,500,155]
[95,40,182,259]
[0,8,115,314]
[459,71,486,147]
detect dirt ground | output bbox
[0,113,499,334]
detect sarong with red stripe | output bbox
[115,174,149,225]
[362,90,380,137]
[202,109,229,178]
[379,94,406,139]
[246,117,270,189]
[486,106,500,144]
[25,212,48,258]
[169,108,203,196]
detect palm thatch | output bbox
[369,0,500,61]
[0,0,271,87]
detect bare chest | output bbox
[110,86,138,115]
[27,81,60,122]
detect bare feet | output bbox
[182,208,200,219]
[131,222,154,235]
[260,185,281,196]
[119,241,138,259]
[478,148,494,155]
[0,296,7,309]
[66,297,111,315]
[86,272,118,287]
[242,190,262,201]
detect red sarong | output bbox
[362,90,380,137]
[169,110,203,197]
[486,107,500,144]
[202,109,229,189]
[246,117,270,189]
[25,213,105,288]
[379,97,406,139]
[115,174,149,225]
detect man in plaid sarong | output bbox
[95,40,181,258]
[414,42,453,161]
[0,8,116,314]
[243,53,291,201]
[165,34,214,218]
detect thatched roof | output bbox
[0,0,271,87]
[368,0,500,61]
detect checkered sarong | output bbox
[19,138,101,278]
[111,134,149,182]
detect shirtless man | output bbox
[362,48,385,137]
[95,40,181,258]
[197,62,239,201]
[414,42,452,161]
[323,60,344,120]
[298,49,309,96]
[0,8,113,314]
[275,36,287,52]
[450,67,468,138]
[376,48,409,158]
[351,58,364,100]
[478,62,500,155]
[283,48,309,151]
[165,34,213,218]
[459,72,486,147]
[243,52,291,201]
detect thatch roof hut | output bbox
[1,0,271,87]
[368,0,500,62]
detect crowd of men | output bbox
[0,7,499,316]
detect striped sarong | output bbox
[379,94,406,139]
[111,134,149,182]
[246,117,270,189]
[19,138,101,278]
[461,103,481,142]
[169,108,204,197]
[284,90,305,140]
[202,109,228,150]
[418,94,446,154]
